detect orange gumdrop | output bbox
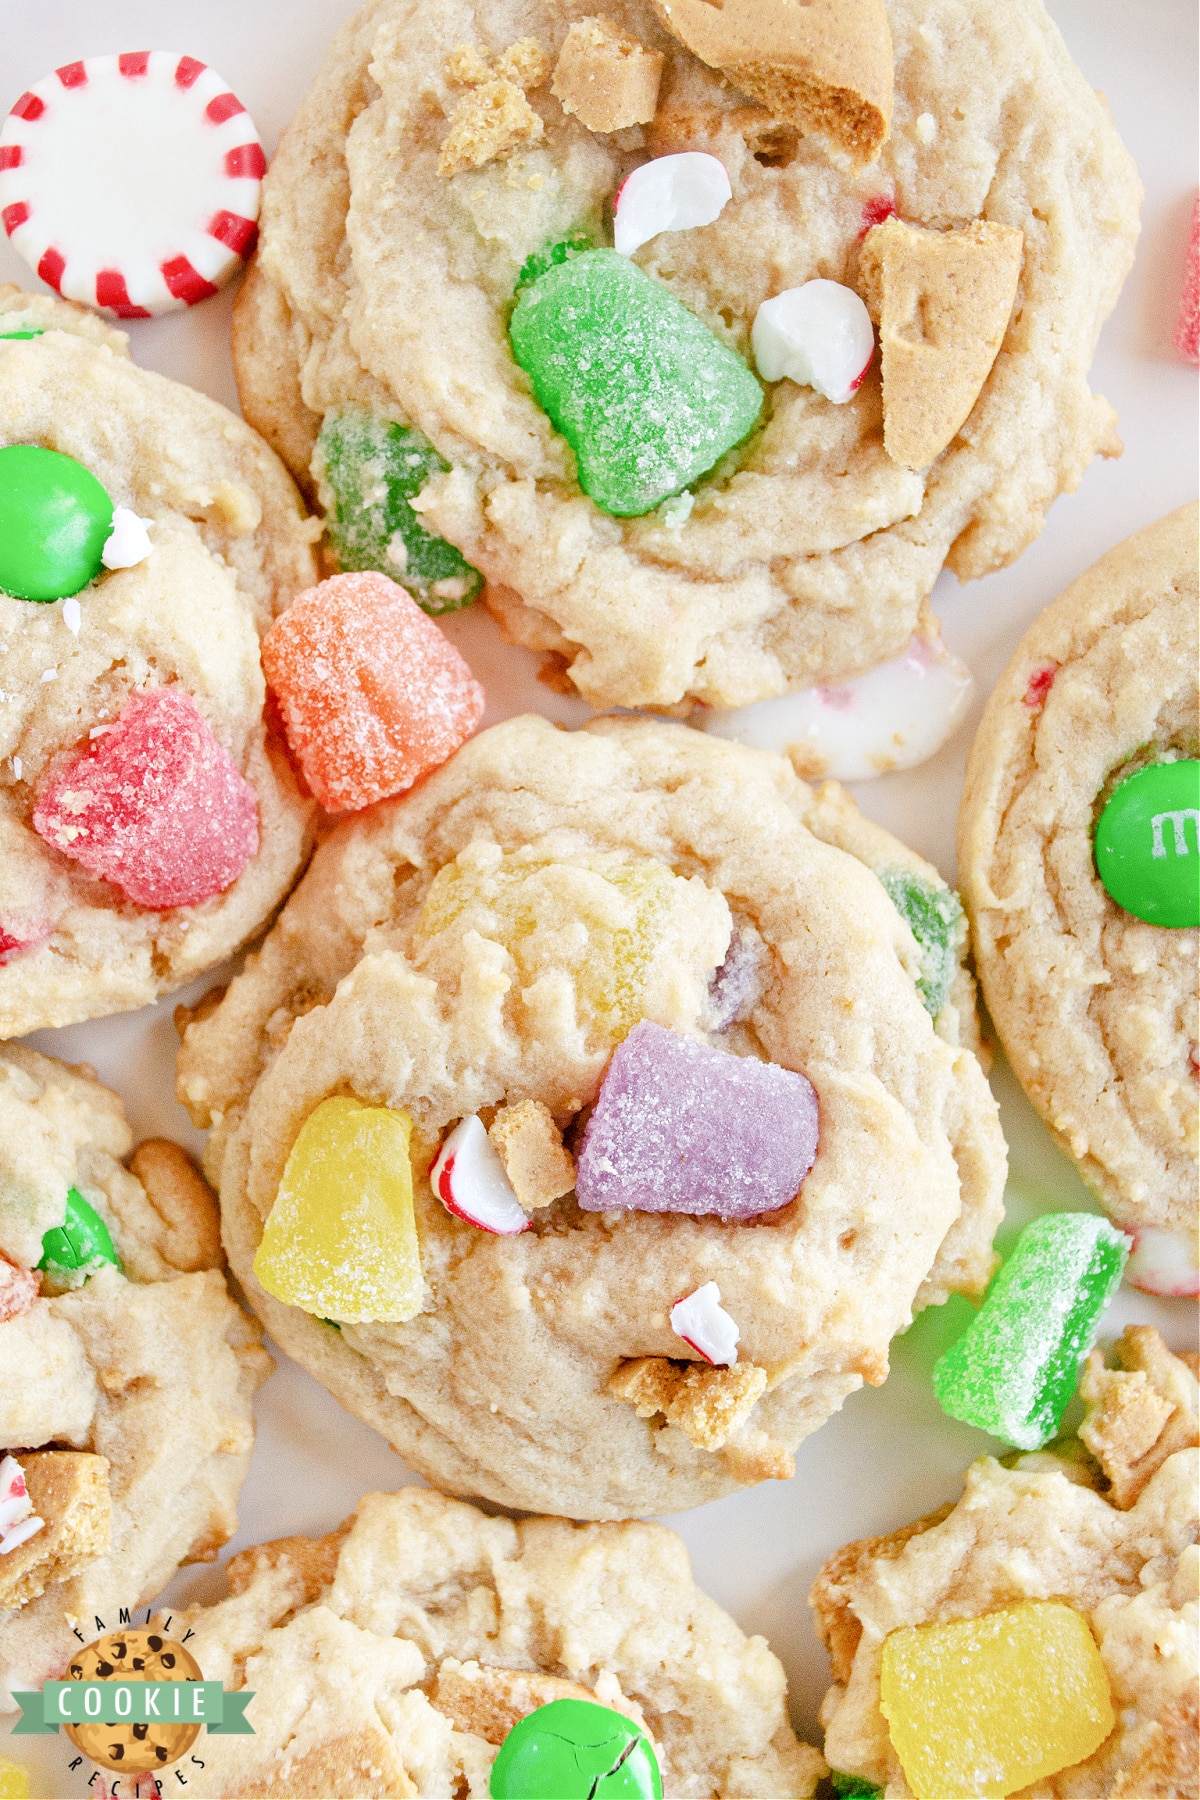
[261,572,485,812]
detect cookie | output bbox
[958,505,1199,1293]
[174,1483,825,1797]
[812,1327,1199,1798]
[232,0,1139,711]
[177,715,1005,1518]
[0,1044,272,1706]
[0,286,319,1038]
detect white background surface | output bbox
[1,1,1196,1791]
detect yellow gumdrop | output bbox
[418,850,681,1042]
[879,1599,1115,1798]
[0,1760,30,1799]
[253,1097,422,1324]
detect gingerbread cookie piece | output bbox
[233,0,1138,713]
[176,1485,824,1797]
[0,287,317,1038]
[177,715,1004,1519]
[0,1045,271,1706]
[959,505,1199,1294]
[813,1333,1199,1799]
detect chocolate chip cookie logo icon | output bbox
[11,1615,254,1779]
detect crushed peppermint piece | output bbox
[101,506,153,570]
[751,279,875,404]
[670,1282,740,1366]
[61,594,81,634]
[1125,1227,1200,1298]
[613,152,732,256]
[0,1454,45,1552]
[431,1115,531,1235]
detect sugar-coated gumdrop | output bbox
[516,230,594,293]
[879,1600,1115,1798]
[315,411,483,614]
[37,1186,122,1282]
[418,852,688,1046]
[1176,195,1199,363]
[705,920,765,1030]
[262,572,484,814]
[612,152,732,256]
[253,1096,423,1324]
[876,868,963,1017]
[490,1699,662,1800]
[576,1021,819,1218]
[509,248,762,516]
[33,687,259,909]
[0,1757,30,1799]
[933,1213,1129,1451]
[1093,758,1200,929]
[751,280,875,404]
[0,444,113,601]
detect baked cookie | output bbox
[0,1044,272,1706]
[177,715,1005,1518]
[812,1326,1199,1798]
[233,0,1139,711]
[174,1483,824,1798]
[0,286,319,1038]
[958,505,1199,1295]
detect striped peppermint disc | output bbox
[0,52,265,317]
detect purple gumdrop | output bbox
[575,1021,819,1219]
[706,919,767,1030]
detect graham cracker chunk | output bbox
[439,40,549,178]
[608,1355,766,1450]
[648,0,893,165]
[432,1660,603,1744]
[1079,1325,1199,1509]
[552,17,664,134]
[859,216,1024,469]
[488,1099,576,1209]
[0,1451,110,1609]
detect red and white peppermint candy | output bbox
[613,153,732,257]
[1125,1227,1200,1299]
[670,1282,740,1367]
[431,1115,531,1236]
[0,1452,45,1552]
[752,279,875,404]
[0,52,265,317]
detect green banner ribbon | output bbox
[12,1682,255,1734]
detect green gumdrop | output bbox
[509,248,763,517]
[830,1776,884,1798]
[1094,758,1200,928]
[0,444,113,602]
[516,230,595,294]
[38,1187,123,1282]
[932,1213,1129,1452]
[490,1699,662,1800]
[315,411,483,615]
[877,868,963,1017]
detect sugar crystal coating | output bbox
[315,411,483,613]
[32,687,259,909]
[508,249,763,516]
[262,572,484,813]
[876,868,963,1016]
[879,1601,1115,1798]
[575,1021,819,1218]
[932,1212,1129,1450]
[253,1096,422,1324]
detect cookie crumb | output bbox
[551,17,664,135]
[1079,1325,1199,1508]
[609,1354,766,1450]
[488,1099,576,1209]
[859,215,1024,468]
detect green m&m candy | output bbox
[38,1187,122,1284]
[0,444,114,602]
[1094,758,1200,928]
[0,328,44,340]
[490,1699,662,1800]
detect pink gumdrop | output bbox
[575,1021,819,1219]
[33,688,259,909]
[1176,196,1199,364]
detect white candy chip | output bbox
[101,506,153,571]
[431,1114,531,1236]
[670,1282,740,1367]
[752,279,875,404]
[613,153,732,256]
[1125,1228,1200,1298]
[0,1453,45,1553]
[61,594,81,634]
[701,633,973,782]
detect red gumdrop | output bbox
[1023,664,1057,710]
[32,688,259,909]
[261,572,485,814]
[1176,196,1199,364]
